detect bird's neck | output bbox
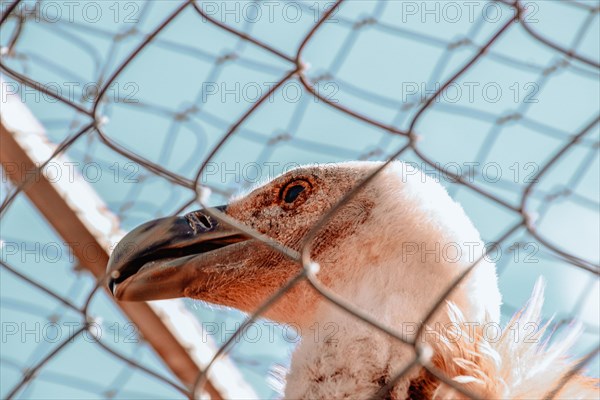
[281,220,501,399]
[284,298,427,399]
[284,266,440,399]
[282,251,480,399]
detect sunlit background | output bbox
[1,0,599,398]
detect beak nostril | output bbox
[198,215,211,229]
[185,211,213,232]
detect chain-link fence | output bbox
[1,0,599,398]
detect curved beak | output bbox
[107,205,249,301]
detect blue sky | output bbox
[1,1,599,398]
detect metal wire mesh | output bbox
[1,0,599,398]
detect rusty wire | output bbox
[1,0,599,399]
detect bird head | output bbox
[107,161,501,331]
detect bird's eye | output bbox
[280,179,311,206]
[284,185,304,203]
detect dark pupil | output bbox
[284,185,305,203]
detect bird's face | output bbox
[107,161,501,328]
[107,163,380,325]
